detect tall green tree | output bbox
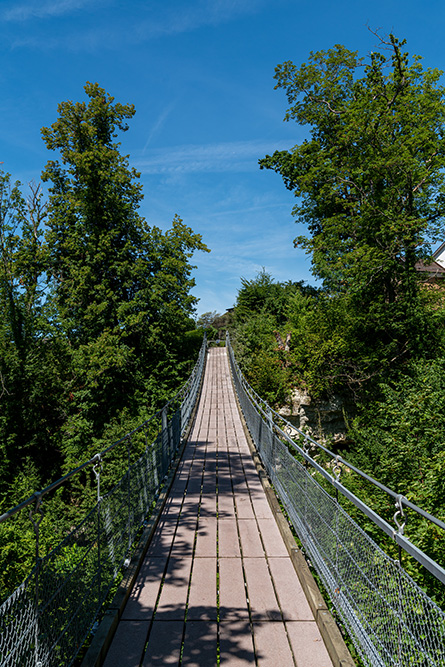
[41,82,208,463]
[260,34,445,365]
[0,85,209,598]
[41,82,147,343]
[235,269,315,325]
[0,173,68,488]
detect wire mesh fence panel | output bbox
[0,337,207,667]
[0,575,38,666]
[227,337,445,667]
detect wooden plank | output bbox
[187,557,217,620]
[102,621,149,667]
[121,555,166,620]
[219,620,256,666]
[234,494,256,520]
[257,519,289,557]
[142,620,183,666]
[181,620,218,667]
[268,558,314,621]
[252,621,296,667]
[286,621,333,667]
[219,557,249,620]
[195,516,217,557]
[237,519,264,558]
[243,558,282,621]
[155,557,193,620]
[218,519,241,557]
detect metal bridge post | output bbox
[126,436,133,553]
[303,437,309,532]
[393,495,406,564]
[332,457,342,597]
[151,439,159,489]
[394,495,406,667]
[168,407,174,459]
[265,408,274,471]
[161,407,169,473]
[92,454,103,605]
[144,428,152,497]
[29,492,44,667]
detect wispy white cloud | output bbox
[2,0,92,21]
[184,2,270,44]
[142,102,177,154]
[134,139,291,174]
[4,0,268,51]
[191,227,313,314]
[131,0,268,41]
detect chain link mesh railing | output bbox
[0,336,207,667]
[227,335,445,667]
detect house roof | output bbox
[415,259,445,275]
[433,242,445,260]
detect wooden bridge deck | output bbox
[102,347,334,666]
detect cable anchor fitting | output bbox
[332,456,341,481]
[29,491,45,562]
[92,453,103,503]
[393,495,406,536]
[29,491,44,530]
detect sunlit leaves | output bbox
[261,33,445,375]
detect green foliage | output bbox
[349,358,445,498]
[0,83,209,599]
[196,310,233,343]
[344,357,445,605]
[0,172,68,490]
[0,458,43,596]
[233,310,287,403]
[235,269,315,326]
[230,33,445,615]
[230,270,316,404]
[286,286,445,397]
[260,33,445,366]
[196,310,221,329]
[38,83,209,464]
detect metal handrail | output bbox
[227,333,445,548]
[242,367,445,533]
[0,335,206,526]
[227,333,445,666]
[0,334,207,667]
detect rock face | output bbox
[278,388,351,445]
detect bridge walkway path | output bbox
[102,347,333,666]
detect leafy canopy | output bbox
[260,33,445,361]
[0,83,210,599]
[39,82,209,464]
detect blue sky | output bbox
[2,0,445,316]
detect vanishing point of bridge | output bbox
[101,347,336,666]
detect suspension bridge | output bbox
[0,337,444,666]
